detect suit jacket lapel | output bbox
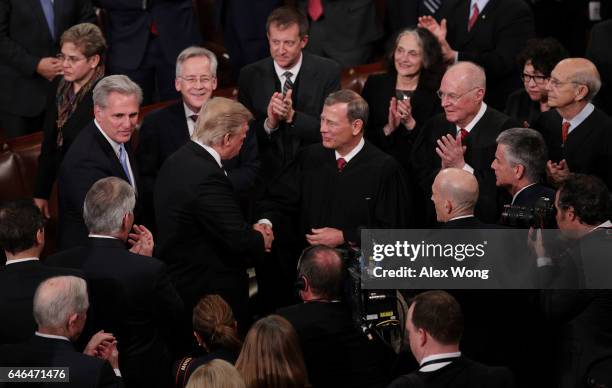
[92,124,131,183]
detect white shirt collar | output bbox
[511,183,537,205]
[273,53,303,86]
[592,220,612,232]
[448,215,475,222]
[94,119,122,157]
[456,102,487,134]
[183,103,199,137]
[35,332,71,342]
[420,351,462,372]
[88,234,119,240]
[564,102,594,135]
[335,137,365,163]
[470,0,490,12]
[192,139,223,169]
[5,257,39,265]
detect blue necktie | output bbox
[119,144,133,186]
[39,0,55,41]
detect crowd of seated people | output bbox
[2,2,612,388]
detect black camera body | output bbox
[500,196,556,228]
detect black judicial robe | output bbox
[258,141,411,246]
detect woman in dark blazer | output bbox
[33,23,106,217]
[504,38,568,128]
[361,27,444,171]
[173,295,243,388]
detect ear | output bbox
[474,87,485,101]
[122,212,133,233]
[566,206,577,222]
[417,327,428,347]
[300,34,309,49]
[93,104,103,120]
[575,84,589,101]
[175,77,182,93]
[444,199,453,214]
[193,331,202,344]
[88,54,101,69]
[67,312,79,330]
[515,164,526,180]
[36,228,45,247]
[212,76,218,91]
[351,119,364,136]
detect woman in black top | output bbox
[173,295,242,388]
[504,38,568,128]
[33,23,106,217]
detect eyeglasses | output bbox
[520,73,548,84]
[180,76,215,85]
[547,77,581,89]
[436,87,480,104]
[56,53,87,65]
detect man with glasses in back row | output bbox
[533,58,612,191]
[412,61,518,225]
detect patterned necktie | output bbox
[119,144,133,186]
[561,121,570,145]
[308,0,324,21]
[423,0,442,14]
[337,157,347,172]
[459,128,469,142]
[468,3,479,31]
[282,71,294,96]
[39,0,55,40]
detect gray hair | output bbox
[447,61,486,89]
[496,128,547,183]
[193,97,253,146]
[93,75,143,108]
[33,276,88,329]
[176,46,218,77]
[569,65,601,102]
[324,89,369,126]
[83,177,136,235]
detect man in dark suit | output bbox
[529,174,612,387]
[418,0,535,110]
[386,0,447,32]
[0,0,95,138]
[0,200,82,344]
[533,58,612,190]
[587,20,612,116]
[57,75,142,250]
[412,62,517,224]
[278,245,392,388]
[238,5,341,187]
[48,177,183,387]
[492,127,555,207]
[0,275,123,387]
[388,290,515,388]
[137,46,259,226]
[95,0,202,104]
[154,97,271,335]
[297,0,383,67]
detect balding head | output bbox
[547,58,601,113]
[297,245,344,300]
[431,168,479,222]
[439,62,486,128]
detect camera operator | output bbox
[277,245,394,388]
[492,127,555,207]
[528,174,612,388]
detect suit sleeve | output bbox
[225,126,260,193]
[96,360,125,388]
[0,2,42,76]
[457,3,534,79]
[238,67,273,153]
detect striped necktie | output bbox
[423,0,442,14]
[282,71,294,96]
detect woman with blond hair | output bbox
[186,359,245,388]
[236,315,309,388]
[174,295,242,388]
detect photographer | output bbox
[277,245,393,388]
[528,174,612,388]
[492,127,555,207]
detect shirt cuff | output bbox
[264,119,279,135]
[462,163,475,174]
[537,257,553,267]
[257,219,273,228]
[113,368,122,377]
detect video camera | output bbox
[500,196,556,228]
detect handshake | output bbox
[253,222,274,252]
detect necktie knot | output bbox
[468,3,479,31]
[308,0,324,21]
[337,157,347,172]
[282,71,294,95]
[459,128,469,142]
[189,114,198,123]
[561,121,570,144]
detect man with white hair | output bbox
[48,177,183,387]
[58,75,143,249]
[0,276,123,387]
[413,61,518,225]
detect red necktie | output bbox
[337,157,347,172]
[561,121,570,144]
[459,128,469,142]
[467,3,479,31]
[308,0,324,21]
